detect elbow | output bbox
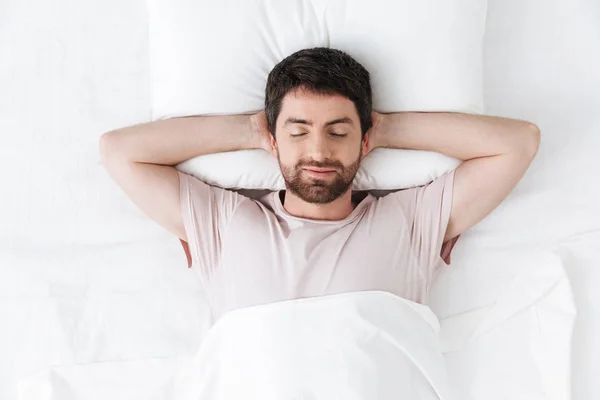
[99,131,113,167]
[99,130,123,167]
[522,122,541,158]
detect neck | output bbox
[282,188,356,221]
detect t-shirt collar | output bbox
[272,190,372,224]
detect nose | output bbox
[306,133,333,162]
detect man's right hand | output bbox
[250,110,274,154]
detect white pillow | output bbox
[147,0,487,190]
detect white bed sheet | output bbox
[1,0,599,399]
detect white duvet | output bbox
[159,291,454,400]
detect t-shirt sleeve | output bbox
[388,168,460,279]
[177,170,245,272]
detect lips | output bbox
[303,167,337,172]
[302,168,337,178]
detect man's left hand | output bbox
[363,111,384,158]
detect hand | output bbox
[363,111,384,157]
[250,110,273,154]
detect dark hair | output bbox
[265,47,372,140]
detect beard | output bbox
[278,149,362,204]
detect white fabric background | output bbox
[1,0,599,399]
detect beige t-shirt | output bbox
[177,169,459,324]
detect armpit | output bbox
[179,238,192,268]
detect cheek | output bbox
[340,145,362,163]
[277,143,302,165]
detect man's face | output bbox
[271,88,365,204]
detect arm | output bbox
[99,114,267,241]
[371,111,541,242]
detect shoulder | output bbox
[377,170,455,212]
[255,190,278,212]
[368,187,416,220]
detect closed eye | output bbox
[290,132,347,138]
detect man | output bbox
[99,47,540,324]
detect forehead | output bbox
[279,89,358,122]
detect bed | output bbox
[1,0,599,398]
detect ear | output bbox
[269,133,278,158]
[360,132,370,160]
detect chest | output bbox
[214,211,413,293]
[228,210,408,265]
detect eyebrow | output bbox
[283,117,354,128]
